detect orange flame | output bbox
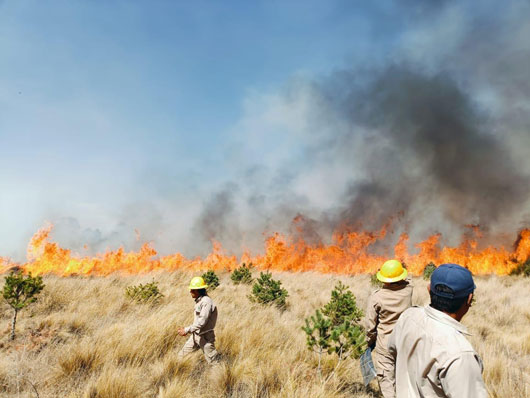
[0,256,12,274]
[3,220,530,276]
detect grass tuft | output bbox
[0,271,527,398]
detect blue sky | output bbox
[0,1,394,258]
[1,0,529,260]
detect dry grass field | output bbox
[0,271,528,398]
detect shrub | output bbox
[249,272,288,308]
[370,273,383,288]
[302,309,332,356]
[2,271,45,340]
[509,259,530,277]
[125,281,163,304]
[329,319,366,359]
[231,263,253,285]
[201,270,220,290]
[423,262,437,280]
[322,281,363,327]
[302,282,366,378]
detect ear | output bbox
[427,283,431,293]
[467,293,473,306]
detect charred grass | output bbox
[0,272,528,398]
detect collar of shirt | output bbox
[424,305,471,336]
[195,295,210,303]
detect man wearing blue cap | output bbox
[387,263,487,398]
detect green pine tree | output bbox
[328,320,366,360]
[423,262,437,280]
[202,270,220,290]
[322,281,363,326]
[249,272,288,308]
[125,281,164,304]
[2,271,45,340]
[302,281,366,379]
[370,273,383,288]
[302,309,332,378]
[231,263,254,285]
[509,259,530,277]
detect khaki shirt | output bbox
[364,280,413,354]
[185,295,217,336]
[388,306,487,398]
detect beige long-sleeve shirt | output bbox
[185,295,218,336]
[387,305,488,398]
[364,280,413,354]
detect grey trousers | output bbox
[178,332,219,363]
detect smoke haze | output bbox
[191,0,530,254]
[2,0,530,260]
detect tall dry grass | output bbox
[0,272,528,398]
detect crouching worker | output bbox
[364,259,412,398]
[177,276,219,363]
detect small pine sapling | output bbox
[201,270,220,290]
[328,320,366,360]
[509,259,530,277]
[370,273,383,288]
[302,309,332,378]
[125,281,164,304]
[322,281,364,326]
[2,271,45,341]
[231,263,254,285]
[423,262,437,280]
[302,281,366,380]
[249,272,288,308]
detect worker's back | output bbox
[365,280,413,353]
[388,305,487,398]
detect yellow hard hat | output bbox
[189,276,208,290]
[376,259,407,283]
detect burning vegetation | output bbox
[2,221,529,277]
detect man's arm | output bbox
[185,300,212,334]
[364,293,379,348]
[440,353,488,398]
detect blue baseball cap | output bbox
[430,263,476,299]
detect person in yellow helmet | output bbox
[364,259,412,398]
[177,276,219,363]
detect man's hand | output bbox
[178,327,187,336]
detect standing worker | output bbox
[364,259,413,398]
[387,263,487,397]
[177,276,219,363]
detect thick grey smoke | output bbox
[21,1,528,259]
[333,67,529,228]
[192,183,242,248]
[192,0,530,253]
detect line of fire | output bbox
[1,219,529,277]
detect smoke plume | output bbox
[192,0,530,253]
